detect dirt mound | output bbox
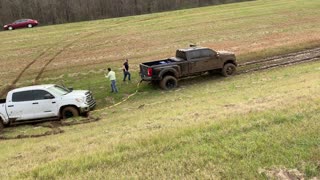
[0,116,100,140]
[259,168,305,180]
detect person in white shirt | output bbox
[105,68,118,93]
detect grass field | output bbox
[1,60,319,179]
[0,0,320,179]
[0,0,320,103]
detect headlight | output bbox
[4,25,7,27]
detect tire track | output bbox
[237,47,320,73]
[0,46,55,98]
[32,18,164,84]
[238,47,320,67]
[238,55,320,74]
[0,30,104,98]
[34,31,102,84]
[1,19,142,97]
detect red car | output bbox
[3,19,38,30]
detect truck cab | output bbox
[0,84,96,127]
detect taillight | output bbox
[147,68,153,77]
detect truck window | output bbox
[189,51,201,60]
[33,90,54,100]
[176,50,187,60]
[12,91,34,102]
[200,49,215,57]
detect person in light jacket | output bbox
[105,68,118,93]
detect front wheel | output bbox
[221,63,236,77]
[0,121,4,131]
[160,76,178,90]
[27,24,33,28]
[61,106,79,119]
[8,26,13,30]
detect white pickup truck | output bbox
[0,84,96,128]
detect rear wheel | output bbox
[160,76,178,90]
[27,24,33,28]
[61,106,79,119]
[221,63,236,77]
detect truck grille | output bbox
[85,91,96,109]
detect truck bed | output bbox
[141,59,176,67]
[0,99,5,104]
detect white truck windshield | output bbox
[48,85,70,96]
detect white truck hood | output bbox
[63,90,88,98]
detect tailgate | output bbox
[139,63,151,79]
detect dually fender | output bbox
[158,66,180,79]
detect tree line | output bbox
[0,0,251,26]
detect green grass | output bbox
[25,102,320,179]
[0,60,319,179]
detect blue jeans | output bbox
[123,71,131,81]
[111,80,118,93]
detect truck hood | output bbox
[217,50,235,55]
[64,90,88,98]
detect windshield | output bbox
[48,85,71,96]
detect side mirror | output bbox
[44,94,55,99]
[68,87,74,92]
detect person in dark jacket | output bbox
[123,59,131,81]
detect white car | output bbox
[0,84,95,128]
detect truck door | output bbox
[31,90,58,119]
[189,49,219,73]
[7,90,36,121]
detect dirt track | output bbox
[0,116,100,140]
[238,47,320,73]
[0,31,102,98]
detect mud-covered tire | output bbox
[61,106,79,119]
[81,112,90,118]
[160,76,178,90]
[0,120,4,131]
[222,63,236,77]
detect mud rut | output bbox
[237,47,320,74]
[0,31,102,98]
[1,47,319,140]
[0,116,100,140]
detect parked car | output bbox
[0,84,96,129]
[140,46,237,90]
[3,19,38,30]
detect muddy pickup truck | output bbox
[0,84,96,129]
[140,46,237,89]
